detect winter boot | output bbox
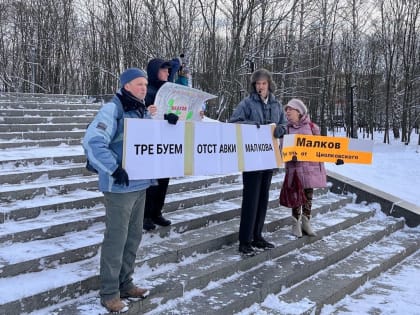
[302,215,316,236]
[291,215,302,238]
[101,297,128,313]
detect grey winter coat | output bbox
[284,115,327,189]
[229,92,287,138]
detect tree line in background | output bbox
[0,0,419,144]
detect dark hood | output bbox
[146,58,171,87]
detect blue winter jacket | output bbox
[229,92,287,138]
[83,92,155,192]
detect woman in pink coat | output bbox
[283,99,327,237]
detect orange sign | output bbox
[282,134,373,164]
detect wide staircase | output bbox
[0,93,419,315]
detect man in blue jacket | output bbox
[83,68,155,313]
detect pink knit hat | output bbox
[285,98,307,115]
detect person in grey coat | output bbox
[229,68,287,255]
[283,98,327,238]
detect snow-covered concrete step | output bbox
[0,190,342,277]
[0,130,85,141]
[258,227,420,315]
[0,203,104,243]
[0,190,103,223]
[0,221,103,278]
[161,186,334,239]
[0,145,85,165]
[150,212,405,315]
[0,173,275,243]
[1,163,88,185]
[323,248,420,314]
[0,174,243,240]
[0,123,88,132]
[0,174,98,203]
[0,102,101,110]
[0,97,89,103]
[0,147,84,167]
[0,139,84,149]
[160,173,284,215]
[0,109,97,117]
[135,202,369,313]
[136,193,348,269]
[34,202,373,315]
[0,196,356,315]
[0,173,242,223]
[0,93,91,103]
[0,116,94,125]
[165,173,240,195]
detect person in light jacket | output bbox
[283,98,327,238]
[229,68,287,256]
[83,68,156,313]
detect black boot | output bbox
[251,238,275,249]
[239,243,255,255]
[143,218,156,231]
[153,215,171,227]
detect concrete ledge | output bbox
[327,170,419,227]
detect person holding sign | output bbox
[143,57,181,231]
[281,98,327,238]
[83,68,155,313]
[229,68,287,256]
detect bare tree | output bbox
[377,0,405,143]
[399,0,420,144]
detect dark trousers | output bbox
[239,169,273,245]
[144,177,170,219]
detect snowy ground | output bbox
[325,129,420,207]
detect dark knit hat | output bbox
[285,98,308,115]
[120,68,147,87]
[249,68,277,93]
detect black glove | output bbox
[255,122,260,128]
[335,159,344,165]
[274,125,286,138]
[291,155,298,162]
[164,113,179,125]
[112,166,129,186]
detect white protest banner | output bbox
[153,82,217,121]
[123,119,185,179]
[190,122,239,175]
[239,123,282,171]
[123,119,283,179]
